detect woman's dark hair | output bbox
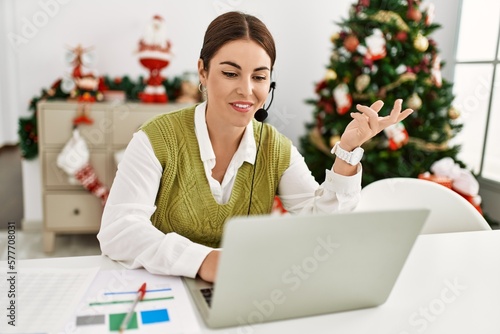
[199,11,276,71]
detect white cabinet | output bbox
[37,101,188,252]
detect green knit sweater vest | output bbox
[141,105,291,248]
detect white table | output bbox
[5,230,500,333]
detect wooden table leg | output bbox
[43,231,55,253]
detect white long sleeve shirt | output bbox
[98,102,362,278]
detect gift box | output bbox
[418,172,482,214]
[418,172,453,189]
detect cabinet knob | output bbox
[73,208,80,215]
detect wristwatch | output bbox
[331,142,364,165]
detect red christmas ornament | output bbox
[407,8,422,21]
[315,80,327,94]
[363,57,374,68]
[319,99,334,114]
[343,35,359,53]
[407,0,422,22]
[395,31,408,42]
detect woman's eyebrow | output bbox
[219,61,270,72]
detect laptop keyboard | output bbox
[200,288,214,307]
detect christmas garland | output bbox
[18,75,185,160]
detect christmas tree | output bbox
[300,0,462,186]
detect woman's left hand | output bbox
[339,99,413,151]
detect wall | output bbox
[2,0,462,225]
[0,0,21,147]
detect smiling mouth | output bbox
[230,103,253,112]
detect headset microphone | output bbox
[248,81,276,216]
[254,81,276,122]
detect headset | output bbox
[247,81,276,216]
[253,81,276,122]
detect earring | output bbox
[199,83,207,101]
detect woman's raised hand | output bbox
[339,99,413,151]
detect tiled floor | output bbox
[0,228,102,261]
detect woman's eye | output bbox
[222,71,237,78]
[254,76,266,81]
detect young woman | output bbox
[97,11,413,283]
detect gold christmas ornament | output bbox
[330,32,340,43]
[325,69,337,81]
[407,93,422,110]
[329,135,341,148]
[414,33,429,52]
[355,74,370,92]
[448,106,460,120]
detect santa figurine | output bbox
[333,83,352,115]
[73,67,102,125]
[383,122,409,150]
[137,15,172,103]
[365,28,387,61]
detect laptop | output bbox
[183,209,429,329]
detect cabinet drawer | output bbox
[43,151,109,189]
[44,193,103,231]
[111,103,187,146]
[112,109,166,146]
[40,108,108,147]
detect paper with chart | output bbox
[68,269,201,333]
[0,267,100,334]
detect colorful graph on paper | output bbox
[69,269,200,333]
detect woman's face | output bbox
[198,39,272,129]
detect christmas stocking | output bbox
[57,128,109,205]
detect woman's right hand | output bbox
[198,250,221,283]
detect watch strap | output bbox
[331,142,363,165]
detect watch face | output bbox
[351,148,364,164]
[332,143,363,165]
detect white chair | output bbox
[355,177,491,234]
